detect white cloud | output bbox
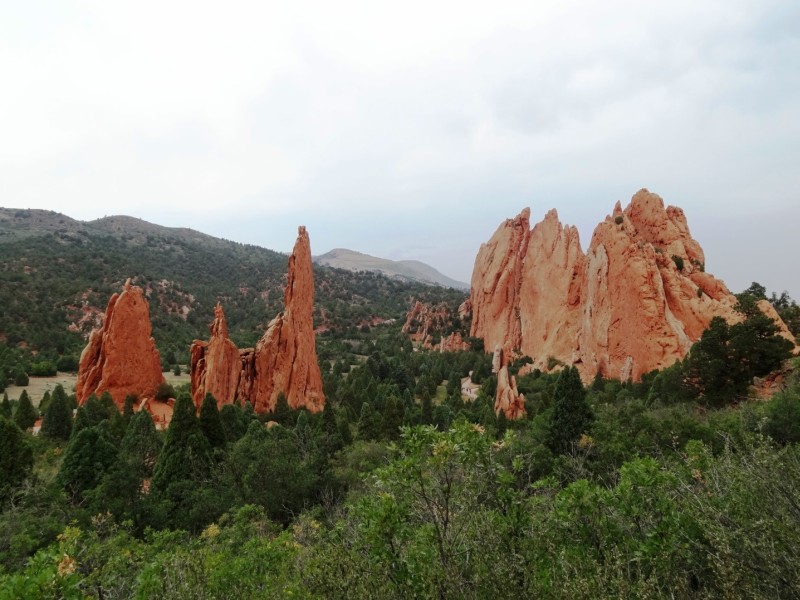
[0,0,798,295]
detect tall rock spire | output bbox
[250,226,325,413]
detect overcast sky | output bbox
[1,0,798,297]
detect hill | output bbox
[315,248,469,290]
[0,208,466,377]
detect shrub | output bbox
[672,255,685,272]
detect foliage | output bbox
[41,385,72,441]
[13,390,37,431]
[0,417,34,501]
[546,366,593,454]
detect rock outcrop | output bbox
[190,303,241,408]
[76,279,165,408]
[402,300,471,352]
[189,226,325,414]
[493,342,526,419]
[470,189,795,391]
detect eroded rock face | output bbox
[190,303,242,409]
[470,189,794,391]
[76,279,165,408]
[190,227,325,414]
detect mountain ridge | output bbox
[315,247,469,290]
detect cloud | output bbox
[0,0,798,295]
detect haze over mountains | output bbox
[314,248,469,290]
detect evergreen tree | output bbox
[220,403,247,443]
[421,392,433,425]
[357,402,381,441]
[433,404,453,431]
[84,394,110,426]
[13,391,37,431]
[38,390,52,416]
[0,416,33,499]
[272,393,291,425]
[337,416,353,446]
[496,409,508,438]
[382,396,405,440]
[546,367,593,455]
[199,393,226,448]
[41,385,72,441]
[72,406,91,438]
[123,394,137,421]
[0,392,11,419]
[151,392,214,530]
[58,426,119,503]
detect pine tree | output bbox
[38,390,52,416]
[357,402,381,441]
[41,385,73,441]
[546,367,593,455]
[220,403,247,443]
[272,393,291,425]
[58,426,119,503]
[0,416,33,499]
[13,391,37,431]
[199,393,226,448]
[421,392,433,425]
[123,394,137,421]
[382,396,405,440]
[72,406,91,438]
[0,393,11,419]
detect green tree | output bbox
[272,393,292,425]
[356,402,381,441]
[224,421,319,524]
[41,384,72,441]
[58,426,119,503]
[13,390,37,431]
[151,392,215,531]
[0,416,33,499]
[382,396,405,440]
[0,392,11,419]
[199,393,226,448]
[546,366,593,455]
[220,403,247,443]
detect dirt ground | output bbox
[4,369,192,407]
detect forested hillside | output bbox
[0,208,465,387]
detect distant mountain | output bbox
[315,248,469,290]
[0,208,467,364]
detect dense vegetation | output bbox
[1,289,798,597]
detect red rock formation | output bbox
[402,300,470,351]
[76,279,165,408]
[190,303,242,409]
[250,226,325,413]
[492,342,526,419]
[189,227,326,414]
[470,189,796,391]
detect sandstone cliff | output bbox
[190,226,325,414]
[76,279,165,408]
[470,189,794,394]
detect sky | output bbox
[1,0,798,297]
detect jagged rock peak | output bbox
[76,281,164,408]
[469,190,793,407]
